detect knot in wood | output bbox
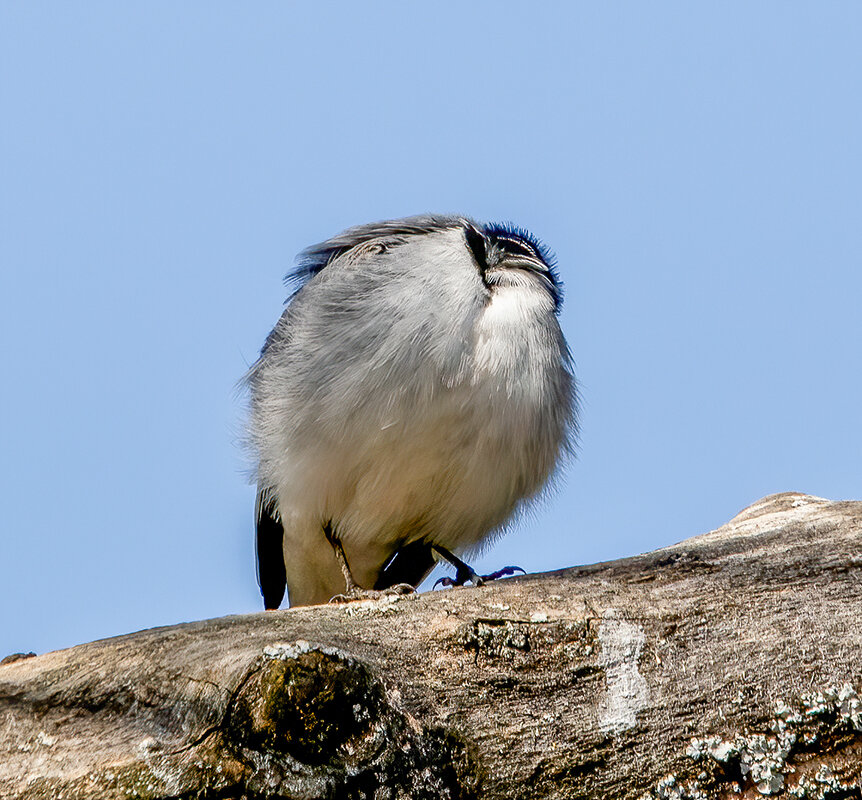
[227,642,389,766]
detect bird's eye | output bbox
[483,223,555,274]
[494,236,540,262]
[464,225,489,275]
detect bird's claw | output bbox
[433,565,526,589]
[329,583,415,604]
[484,565,526,581]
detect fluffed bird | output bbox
[246,215,576,608]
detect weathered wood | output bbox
[1,492,861,799]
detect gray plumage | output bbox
[246,215,576,608]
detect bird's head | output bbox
[463,221,562,313]
[290,214,562,314]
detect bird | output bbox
[245,215,576,609]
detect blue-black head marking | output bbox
[473,221,563,313]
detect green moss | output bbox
[227,647,390,766]
[221,642,482,799]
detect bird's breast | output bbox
[471,284,562,401]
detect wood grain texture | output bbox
[1,492,861,799]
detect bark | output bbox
[1,492,861,800]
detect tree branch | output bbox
[2,492,861,799]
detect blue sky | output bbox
[1,2,860,658]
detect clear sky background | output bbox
[1,3,860,658]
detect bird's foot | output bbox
[329,583,415,604]
[324,524,414,603]
[434,565,525,589]
[430,544,526,589]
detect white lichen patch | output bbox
[637,773,708,800]
[787,765,855,800]
[645,683,862,799]
[836,684,862,730]
[597,610,649,734]
[688,730,797,795]
[339,594,406,616]
[263,640,352,662]
[795,684,862,731]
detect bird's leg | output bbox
[323,522,414,603]
[327,528,362,594]
[431,544,526,589]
